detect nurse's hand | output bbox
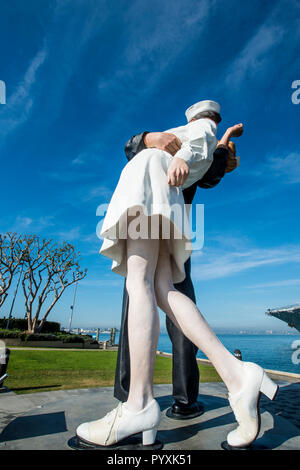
[144,132,182,156]
[227,123,243,137]
[167,157,189,186]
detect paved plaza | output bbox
[0,381,299,450]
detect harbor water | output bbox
[93,332,300,374]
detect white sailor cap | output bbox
[185,100,221,122]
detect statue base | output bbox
[68,435,164,451]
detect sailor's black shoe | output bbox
[166,401,205,420]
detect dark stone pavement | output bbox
[0,381,299,450]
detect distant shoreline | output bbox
[156,351,300,383]
[78,330,300,336]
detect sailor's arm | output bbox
[124,132,181,161]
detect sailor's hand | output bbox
[144,132,182,156]
[225,155,239,173]
[225,141,240,173]
[167,157,189,186]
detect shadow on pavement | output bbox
[260,383,300,429]
[9,385,61,393]
[156,393,228,414]
[0,411,67,442]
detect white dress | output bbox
[99,118,217,284]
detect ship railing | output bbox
[266,303,300,314]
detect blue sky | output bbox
[0,0,299,331]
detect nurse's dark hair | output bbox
[191,110,222,124]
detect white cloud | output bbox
[9,48,47,106]
[71,157,85,166]
[12,215,55,232]
[72,156,85,165]
[192,244,300,280]
[0,1,110,143]
[71,151,103,167]
[45,170,96,183]
[83,185,113,202]
[97,0,215,116]
[80,278,123,287]
[245,279,300,289]
[265,153,300,184]
[14,216,33,229]
[225,21,285,86]
[0,47,47,139]
[56,226,81,241]
[207,148,300,210]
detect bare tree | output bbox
[0,233,26,308]
[21,235,87,333]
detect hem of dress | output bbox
[99,204,193,284]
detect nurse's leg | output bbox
[125,213,160,412]
[154,239,244,395]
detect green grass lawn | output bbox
[6,349,222,394]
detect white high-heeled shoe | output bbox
[76,398,161,447]
[226,362,278,448]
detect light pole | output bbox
[68,274,79,333]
